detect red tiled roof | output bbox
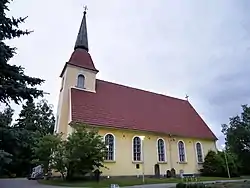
[70,80,217,140]
[60,49,98,77]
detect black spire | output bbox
[74,6,89,51]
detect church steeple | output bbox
[74,6,89,51]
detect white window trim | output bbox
[132,136,142,162]
[76,73,86,89]
[103,133,116,161]
[195,141,204,163]
[177,140,187,163]
[156,138,167,162]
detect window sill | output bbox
[197,162,204,164]
[104,160,116,163]
[73,86,96,93]
[178,161,188,164]
[132,161,144,164]
[75,86,86,90]
[157,161,168,164]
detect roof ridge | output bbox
[96,79,187,102]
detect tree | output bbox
[0,150,12,175]
[222,104,250,174]
[0,106,14,175]
[33,123,107,180]
[0,99,55,177]
[15,99,55,135]
[0,0,44,105]
[35,99,55,135]
[201,150,240,177]
[33,134,63,174]
[202,150,224,177]
[0,106,14,128]
[65,124,107,180]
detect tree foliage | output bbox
[221,104,250,174]
[201,150,240,177]
[0,149,12,175]
[0,99,55,177]
[33,123,107,180]
[0,0,44,105]
[33,134,63,174]
[15,99,55,135]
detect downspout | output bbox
[169,134,173,169]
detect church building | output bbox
[55,9,217,177]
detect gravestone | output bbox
[166,170,171,178]
[180,169,184,179]
[170,168,176,178]
[93,169,101,182]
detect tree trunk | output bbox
[60,171,65,180]
[66,167,73,181]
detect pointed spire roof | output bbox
[74,6,88,51]
[60,6,99,78]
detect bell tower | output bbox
[55,7,98,136]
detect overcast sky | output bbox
[5,0,250,148]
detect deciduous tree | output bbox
[65,124,107,180]
[33,134,63,174]
[201,150,240,177]
[33,123,107,180]
[222,104,250,174]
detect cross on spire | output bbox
[83,5,88,14]
[74,5,89,51]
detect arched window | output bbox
[133,136,141,161]
[77,74,85,89]
[104,134,115,161]
[178,141,186,162]
[196,142,203,163]
[157,138,166,162]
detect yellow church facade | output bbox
[55,9,217,177]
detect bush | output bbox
[176,183,206,188]
[201,150,240,177]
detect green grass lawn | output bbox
[38,176,243,188]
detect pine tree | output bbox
[0,0,44,105]
[15,99,55,135]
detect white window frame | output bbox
[76,74,85,89]
[177,140,187,163]
[132,136,142,162]
[195,141,204,163]
[104,133,116,161]
[156,138,167,162]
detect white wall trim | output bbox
[132,135,142,162]
[72,86,96,93]
[195,141,204,163]
[103,133,116,161]
[177,140,188,162]
[68,87,72,124]
[156,138,167,162]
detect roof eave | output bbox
[60,62,99,78]
[69,119,217,141]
